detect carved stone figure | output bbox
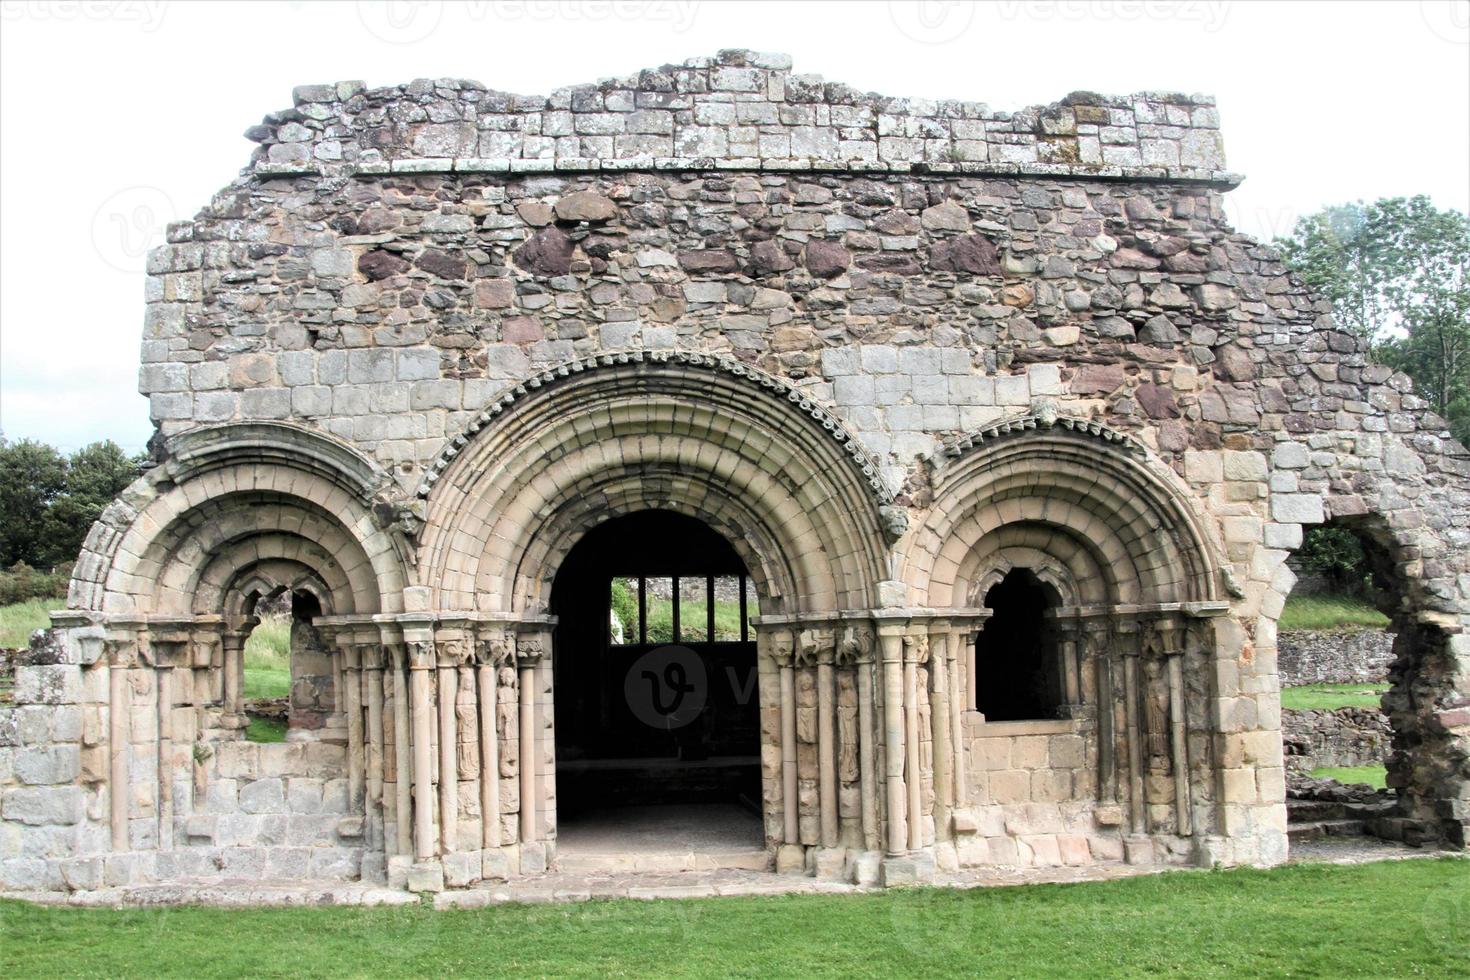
[456,665,479,780]
[837,670,859,784]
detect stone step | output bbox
[1287,799,1347,822]
[555,848,774,875]
[1287,819,1368,840]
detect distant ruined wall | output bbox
[1277,629,1394,687]
[1283,707,1391,771]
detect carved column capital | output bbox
[766,629,795,668]
[475,628,517,668]
[902,631,930,665]
[797,626,835,667]
[836,623,876,666]
[406,639,435,670]
[435,634,471,668]
[515,631,547,666]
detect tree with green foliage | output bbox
[39,441,142,568]
[0,437,142,571]
[1275,196,1470,443]
[0,438,66,569]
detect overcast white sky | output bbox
[2,0,1467,454]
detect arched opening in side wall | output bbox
[240,585,335,742]
[551,510,765,863]
[974,568,1066,721]
[1278,514,1463,850]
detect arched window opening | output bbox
[241,586,333,743]
[973,568,1066,722]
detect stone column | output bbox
[850,627,880,853]
[965,632,978,713]
[156,659,174,851]
[902,632,928,853]
[220,633,246,729]
[1118,623,1148,847]
[342,642,365,818]
[928,622,953,837]
[1060,625,1081,709]
[390,644,413,858]
[814,631,839,851]
[765,629,802,873]
[107,638,134,852]
[878,625,907,856]
[1091,626,1118,805]
[436,643,459,854]
[407,638,436,861]
[363,644,385,852]
[516,632,542,849]
[1160,619,1192,837]
[475,630,511,851]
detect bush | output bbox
[0,562,71,606]
[1298,526,1371,593]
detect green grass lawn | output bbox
[1312,765,1389,790]
[1279,594,1390,631]
[0,599,61,648]
[1280,682,1388,711]
[1,860,1464,977]
[244,615,291,699]
[245,717,288,743]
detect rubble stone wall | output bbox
[1278,629,1394,687]
[1283,707,1391,771]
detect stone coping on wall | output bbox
[242,49,1241,189]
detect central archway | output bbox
[552,510,765,860]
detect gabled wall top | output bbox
[246,49,1236,186]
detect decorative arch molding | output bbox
[162,421,394,503]
[911,415,1223,611]
[419,352,891,615]
[416,349,894,506]
[71,447,412,618]
[937,406,1149,464]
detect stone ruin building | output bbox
[2,51,1467,895]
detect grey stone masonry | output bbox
[247,50,1233,185]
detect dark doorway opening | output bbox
[552,511,762,832]
[974,568,1064,721]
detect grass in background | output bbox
[244,614,291,700]
[246,717,288,743]
[1280,594,1389,631]
[0,599,61,648]
[1312,765,1388,790]
[1280,682,1388,711]
[2,860,1466,977]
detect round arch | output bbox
[71,424,411,620]
[419,353,891,616]
[908,417,1223,610]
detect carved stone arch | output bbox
[420,353,890,615]
[970,551,1084,611]
[910,415,1222,610]
[70,429,411,618]
[217,560,338,633]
